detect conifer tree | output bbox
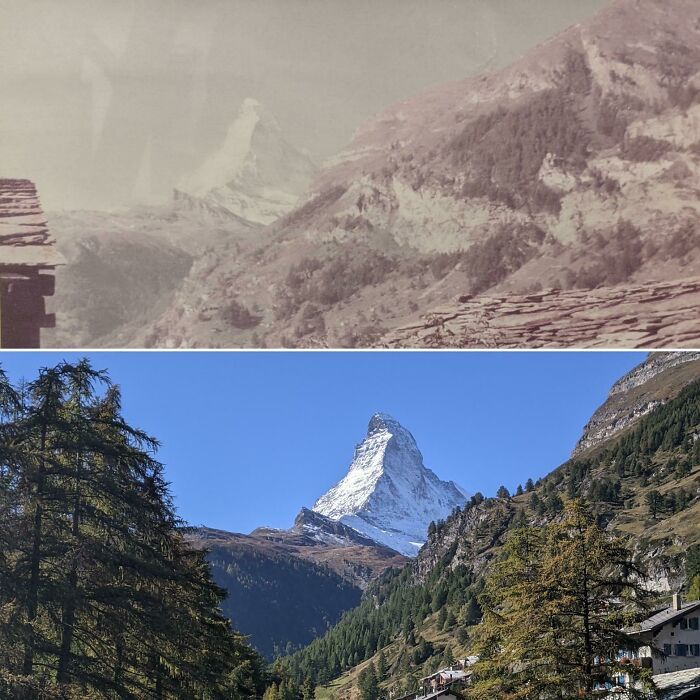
[496,485,510,499]
[646,490,663,519]
[302,675,315,700]
[471,501,654,699]
[377,651,387,680]
[0,360,265,699]
[358,662,380,700]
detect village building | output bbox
[413,658,477,700]
[598,595,700,698]
[630,595,700,675]
[0,179,62,347]
[393,597,700,700]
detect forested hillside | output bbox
[279,378,700,697]
[199,532,362,658]
[0,361,265,699]
[186,512,407,659]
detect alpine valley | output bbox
[40,0,700,349]
[276,350,700,696]
[186,413,464,657]
[187,351,700,676]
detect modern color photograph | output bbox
[0,350,699,698]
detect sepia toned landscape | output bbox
[1,0,698,348]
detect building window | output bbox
[680,619,688,630]
[674,644,688,657]
[664,644,672,656]
[690,645,700,657]
[689,618,699,631]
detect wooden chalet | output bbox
[0,179,63,347]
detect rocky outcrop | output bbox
[313,413,468,556]
[573,351,700,455]
[383,278,700,349]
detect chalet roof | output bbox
[417,689,458,700]
[0,179,64,267]
[629,600,700,635]
[653,668,700,700]
[420,667,469,683]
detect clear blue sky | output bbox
[0,351,645,533]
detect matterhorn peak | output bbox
[313,414,468,556]
[240,96,262,111]
[176,97,316,225]
[236,97,279,130]
[367,412,402,434]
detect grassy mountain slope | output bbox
[190,528,361,659]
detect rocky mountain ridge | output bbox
[313,413,468,556]
[573,351,700,455]
[411,353,700,592]
[175,98,317,226]
[186,511,407,658]
[142,0,700,349]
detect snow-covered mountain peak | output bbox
[175,97,317,225]
[367,412,403,434]
[313,414,468,556]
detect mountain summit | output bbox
[153,0,700,350]
[175,98,317,225]
[313,413,468,556]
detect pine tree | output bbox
[471,502,654,699]
[377,650,388,680]
[302,675,315,700]
[0,360,265,699]
[358,662,380,700]
[264,682,281,700]
[646,489,663,519]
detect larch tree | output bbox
[471,501,655,700]
[0,360,265,699]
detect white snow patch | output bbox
[313,413,469,557]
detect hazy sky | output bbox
[0,0,608,210]
[0,351,644,534]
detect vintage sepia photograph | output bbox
[1,0,699,348]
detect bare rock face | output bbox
[573,351,700,456]
[176,98,317,226]
[313,413,468,556]
[383,278,700,349]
